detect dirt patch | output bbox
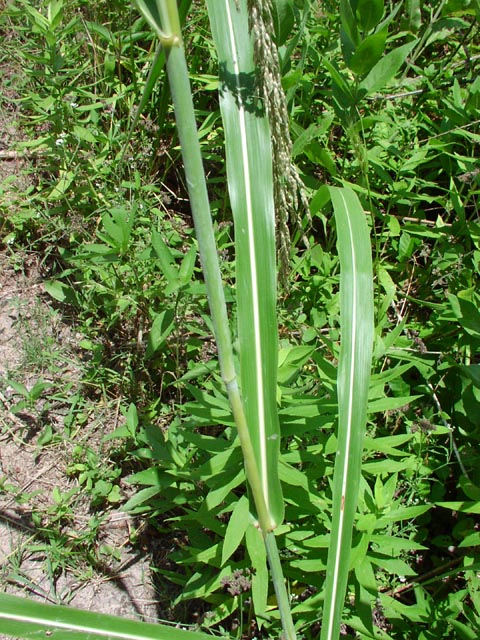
[0,66,159,636]
[0,258,159,637]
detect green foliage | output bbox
[0,592,212,640]
[0,0,479,638]
[206,0,284,530]
[321,186,374,640]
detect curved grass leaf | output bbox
[206,0,283,530]
[222,494,250,564]
[246,523,269,618]
[0,592,210,640]
[321,187,374,640]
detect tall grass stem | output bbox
[160,16,272,538]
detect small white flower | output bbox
[70,102,78,108]
[55,132,67,146]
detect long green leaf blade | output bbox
[0,592,211,640]
[133,0,273,533]
[321,187,374,640]
[206,0,283,529]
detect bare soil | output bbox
[0,60,159,639]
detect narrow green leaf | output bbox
[358,40,417,96]
[222,494,250,564]
[450,619,478,640]
[0,592,211,640]
[146,309,175,358]
[340,25,356,67]
[246,523,269,618]
[125,402,139,437]
[7,379,29,397]
[203,469,245,512]
[72,124,97,144]
[83,20,113,43]
[151,229,178,282]
[271,0,295,45]
[320,187,374,640]
[123,485,162,512]
[100,207,134,254]
[43,279,76,304]
[323,57,355,109]
[362,458,416,473]
[368,394,421,412]
[368,555,417,576]
[406,0,422,31]
[135,0,165,39]
[179,244,197,285]
[437,501,480,514]
[206,0,284,529]
[348,30,387,76]
[356,0,384,31]
[377,504,432,521]
[340,0,360,47]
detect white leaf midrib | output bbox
[224,1,269,511]
[0,612,156,640]
[325,189,357,640]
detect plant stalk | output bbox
[138,2,296,637]
[265,531,297,640]
[164,37,296,640]
[160,7,273,537]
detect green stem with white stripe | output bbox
[321,186,374,640]
[0,591,212,640]
[206,0,284,531]
[135,2,295,637]
[136,0,272,537]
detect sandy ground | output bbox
[0,62,159,638]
